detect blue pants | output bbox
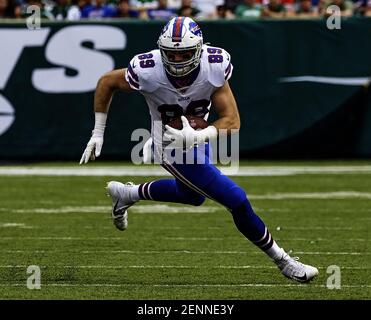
[138,144,273,249]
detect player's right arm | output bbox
[79,68,134,165]
[94,68,134,113]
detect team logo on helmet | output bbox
[189,21,202,37]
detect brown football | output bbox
[167,115,209,130]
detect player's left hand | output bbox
[164,116,198,149]
[79,134,104,164]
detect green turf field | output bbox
[0,162,370,299]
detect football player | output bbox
[80,17,318,283]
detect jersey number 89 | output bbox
[158,99,210,124]
[207,48,223,63]
[138,53,155,68]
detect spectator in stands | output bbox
[261,0,287,17]
[295,0,319,16]
[0,0,15,17]
[129,0,153,18]
[353,0,370,15]
[67,0,92,20]
[147,0,176,19]
[192,0,224,18]
[177,0,200,18]
[226,0,244,12]
[366,0,371,15]
[235,0,262,18]
[216,3,235,18]
[49,0,71,20]
[81,0,116,18]
[130,0,157,10]
[167,0,181,10]
[116,0,140,17]
[281,0,295,12]
[319,0,354,16]
[19,0,52,18]
[317,0,327,13]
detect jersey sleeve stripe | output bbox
[127,64,139,82]
[225,62,232,76]
[127,75,140,89]
[225,64,233,80]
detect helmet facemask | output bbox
[159,42,203,77]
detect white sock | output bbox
[129,185,141,202]
[265,241,285,261]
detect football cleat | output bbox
[106,181,138,231]
[275,253,319,283]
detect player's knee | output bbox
[187,194,206,206]
[176,182,206,206]
[231,186,247,203]
[230,199,254,216]
[219,185,248,210]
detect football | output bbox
[167,115,209,130]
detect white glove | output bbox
[79,112,107,164]
[79,134,104,164]
[164,116,218,150]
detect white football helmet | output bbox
[158,16,203,77]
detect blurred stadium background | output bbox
[0,0,370,300]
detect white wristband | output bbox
[92,112,107,137]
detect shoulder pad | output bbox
[202,45,233,88]
[125,50,162,92]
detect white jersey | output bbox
[125,44,233,146]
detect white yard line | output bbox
[0,283,369,288]
[0,265,274,269]
[0,205,219,214]
[0,237,126,240]
[0,221,367,233]
[0,249,369,255]
[0,265,368,270]
[0,264,369,270]
[249,192,371,200]
[277,227,356,231]
[0,223,34,229]
[0,236,368,243]
[3,207,371,216]
[1,197,371,217]
[1,165,371,176]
